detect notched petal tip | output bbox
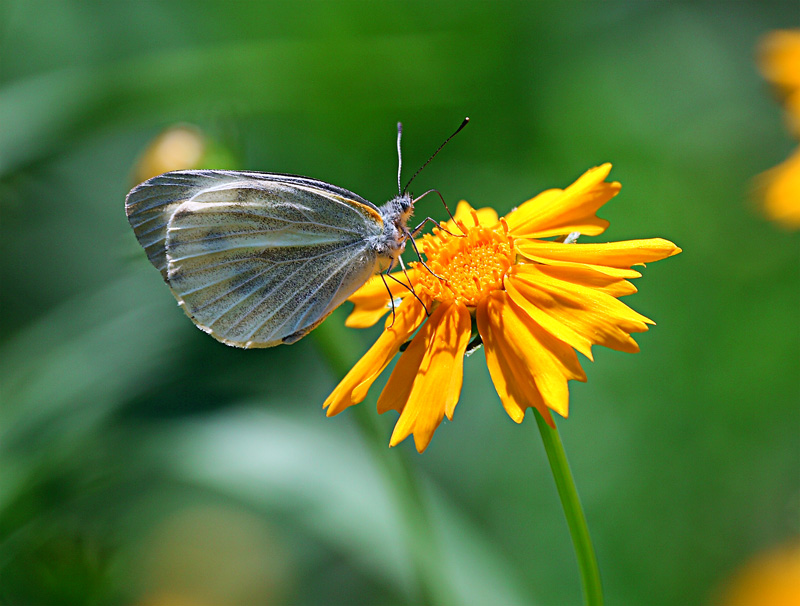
[379,302,471,453]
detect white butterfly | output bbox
[125,120,467,348]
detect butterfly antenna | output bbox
[403,117,469,194]
[396,122,403,195]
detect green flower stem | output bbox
[351,405,452,606]
[313,313,455,606]
[534,410,603,606]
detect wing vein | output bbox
[247,247,360,342]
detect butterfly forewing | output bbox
[126,170,385,348]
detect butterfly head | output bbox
[394,191,415,225]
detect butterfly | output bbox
[125,119,467,348]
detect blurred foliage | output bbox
[1,1,798,605]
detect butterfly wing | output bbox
[126,170,385,348]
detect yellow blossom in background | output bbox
[756,149,800,228]
[132,124,238,185]
[133,125,208,184]
[757,30,800,229]
[720,541,800,606]
[324,164,681,452]
[759,30,800,132]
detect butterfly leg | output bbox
[379,272,397,327]
[396,257,430,315]
[409,215,460,240]
[403,230,447,283]
[383,265,430,323]
[411,189,465,235]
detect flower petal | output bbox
[345,269,418,328]
[377,301,471,452]
[506,264,653,355]
[505,164,619,238]
[516,238,682,271]
[532,263,639,298]
[450,200,500,230]
[477,291,586,420]
[516,238,682,280]
[504,278,595,360]
[477,296,553,426]
[324,297,427,416]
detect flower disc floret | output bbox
[417,222,515,307]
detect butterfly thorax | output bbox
[373,193,414,271]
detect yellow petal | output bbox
[377,317,434,416]
[532,263,639,298]
[517,238,682,269]
[345,269,418,328]
[452,200,500,229]
[517,256,643,279]
[506,265,652,355]
[477,297,553,425]
[502,259,644,359]
[323,297,427,416]
[478,291,585,419]
[504,277,595,360]
[505,164,619,238]
[378,302,471,453]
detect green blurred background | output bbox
[1,1,798,605]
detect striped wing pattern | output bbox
[126,171,383,348]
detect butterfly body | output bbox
[126,170,413,348]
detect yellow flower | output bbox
[757,30,800,228]
[757,148,800,229]
[759,30,800,132]
[720,541,800,606]
[324,164,681,452]
[133,125,209,184]
[131,124,238,185]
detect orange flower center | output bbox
[415,219,515,307]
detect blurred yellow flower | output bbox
[757,30,800,228]
[760,30,800,130]
[720,541,800,606]
[133,125,208,184]
[324,164,681,452]
[757,148,800,228]
[131,124,238,185]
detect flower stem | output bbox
[313,314,454,605]
[351,404,451,606]
[534,410,603,606]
